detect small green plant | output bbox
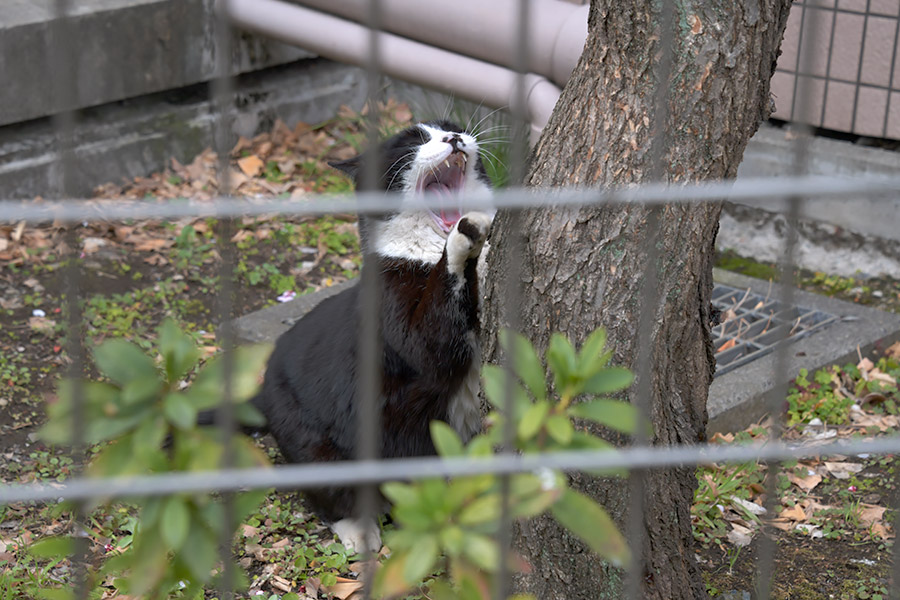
[787,367,856,426]
[692,461,766,545]
[843,576,888,600]
[32,319,273,599]
[375,327,640,599]
[172,224,214,269]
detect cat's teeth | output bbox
[444,160,450,168]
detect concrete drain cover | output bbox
[712,283,839,377]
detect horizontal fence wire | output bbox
[3,435,900,506]
[2,174,900,222]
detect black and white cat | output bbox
[248,120,493,553]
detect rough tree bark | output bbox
[482,1,792,598]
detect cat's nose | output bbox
[442,135,464,151]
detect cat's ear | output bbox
[328,156,360,180]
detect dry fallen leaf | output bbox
[871,522,892,539]
[29,317,56,333]
[323,579,364,600]
[885,341,900,360]
[717,338,737,352]
[727,523,754,547]
[238,155,265,177]
[770,518,794,532]
[779,504,807,521]
[132,238,173,252]
[271,575,293,593]
[858,504,886,527]
[239,524,258,537]
[824,461,864,479]
[858,357,875,375]
[787,472,822,492]
[271,537,291,550]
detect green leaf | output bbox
[466,435,493,457]
[177,521,218,584]
[120,375,163,407]
[191,344,272,404]
[518,401,549,441]
[163,393,197,430]
[161,496,191,551]
[577,328,608,373]
[457,493,500,526]
[374,551,414,597]
[565,433,624,476]
[545,414,574,445]
[461,533,499,572]
[482,364,532,418]
[568,398,642,434]
[94,339,159,387]
[510,487,561,519]
[40,380,121,444]
[88,435,141,477]
[583,367,634,395]
[550,488,631,567]
[132,414,167,457]
[402,534,438,584]
[28,536,75,559]
[382,482,419,507]
[546,333,577,390]
[158,318,201,385]
[500,329,546,402]
[439,525,465,557]
[235,401,266,427]
[33,589,74,600]
[393,503,437,531]
[431,420,464,457]
[426,580,460,600]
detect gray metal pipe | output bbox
[292,0,589,87]
[227,0,564,140]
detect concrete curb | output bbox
[234,278,357,344]
[708,268,900,434]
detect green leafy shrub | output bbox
[375,328,640,600]
[32,319,272,600]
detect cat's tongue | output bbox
[426,182,461,231]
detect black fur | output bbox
[239,122,492,524]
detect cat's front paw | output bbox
[331,517,382,555]
[447,212,492,265]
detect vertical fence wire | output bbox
[889,11,900,584]
[493,0,532,596]
[817,2,840,128]
[623,0,674,596]
[850,0,874,134]
[211,0,239,596]
[788,1,810,123]
[358,3,385,595]
[754,3,824,598]
[48,1,90,597]
[882,10,900,138]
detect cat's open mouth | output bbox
[417,151,467,233]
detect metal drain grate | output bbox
[711,283,839,377]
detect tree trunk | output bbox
[483,1,792,598]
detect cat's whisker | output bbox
[470,106,507,135]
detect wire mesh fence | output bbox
[3,0,900,599]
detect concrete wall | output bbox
[772,0,900,138]
[0,0,311,127]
